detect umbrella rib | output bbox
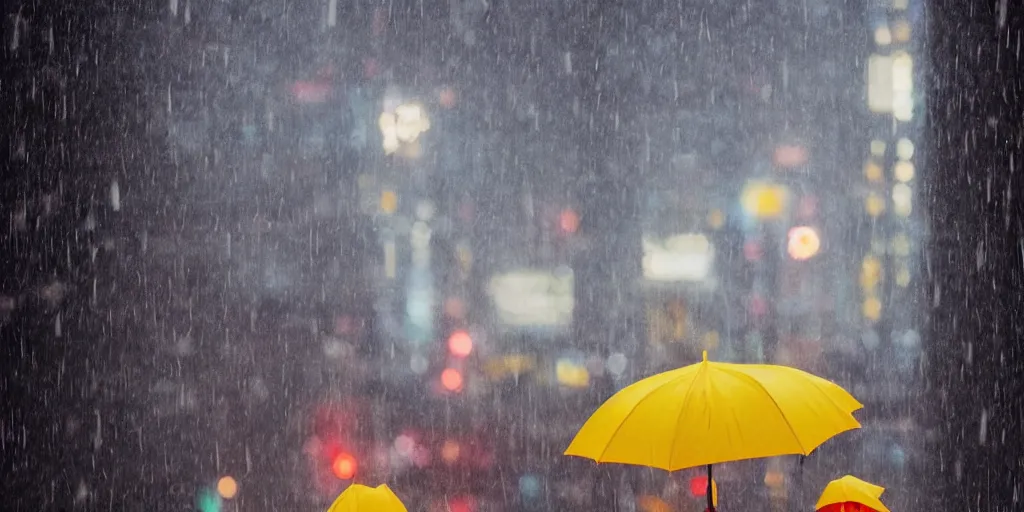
[806,377,865,414]
[665,370,703,470]
[717,366,809,454]
[596,375,687,465]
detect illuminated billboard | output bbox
[642,233,715,283]
[487,268,574,328]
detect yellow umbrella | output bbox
[815,475,890,512]
[327,484,408,512]
[565,351,862,511]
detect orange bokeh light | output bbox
[441,440,461,464]
[217,476,238,499]
[331,453,358,480]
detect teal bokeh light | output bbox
[196,487,222,512]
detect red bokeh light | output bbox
[690,476,709,497]
[439,88,458,108]
[448,330,474,357]
[441,368,464,392]
[743,240,763,261]
[559,208,580,234]
[291,81,331,104]
[448,496,477,512]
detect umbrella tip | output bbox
[702,350,708,362]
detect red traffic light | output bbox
[448,330,474,357]
[331,453,358,480]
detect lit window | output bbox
[892,233,911,256]
[892,52,914,121]
[896,138,915,160]
[862,296,882,322]
[864,161,884,182]
[860,256,882,290]
[865,193,886,217]
[867,54,893,113]
[380,189,398,214]
[873,26,892,46]
[894,161,915,183]
[892,184,913,217]
[896,265,911,287]
[893,20,912,43]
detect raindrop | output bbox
[84,211,96,231]
[979,409,988,445]
[327,0,338,27]
[110,180,121,211]
[73,481,89,504]
[10,13,21,51]
[92,410,103,451]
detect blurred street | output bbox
[0,0,934,510]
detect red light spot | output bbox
[441,368,464,391]
[331,453,357,480]
[559,209,580,234]
[448,330,473,357]
[743,240,763,261]
[439,88,458,108]
[291,81,331,104]
[773,144,808,168]
[798,195,818,218]
[448,497,477,512]
[334,315,355,335]
[458,202,475,223]
[363,58,380,79]
[372,8,388,36]
[748,295,768,317]
[690,476,709,497]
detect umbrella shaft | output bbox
[707,464,715,512]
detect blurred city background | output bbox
[2,0,934,510]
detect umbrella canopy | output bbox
[327,484,408,512]
[815,475,890,512]
[564,350,863,470]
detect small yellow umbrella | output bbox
[565,351,862,511]
[815,475,890,512]
[327,484,408,512]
